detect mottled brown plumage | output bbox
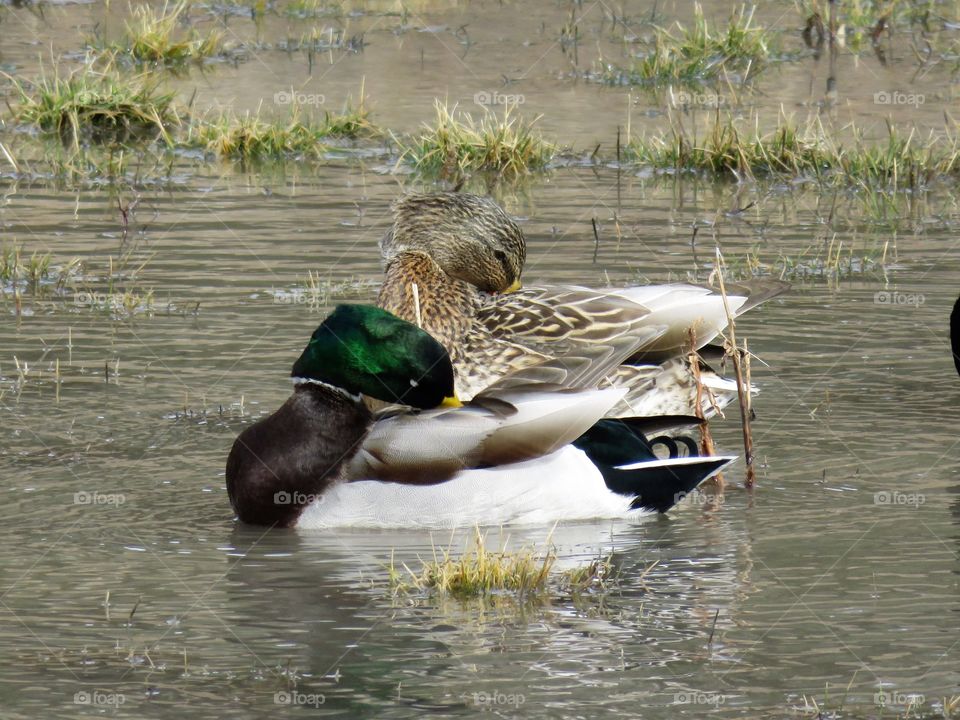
[377,192,787,413]
[378,192,536,393]
[380,192,525,293]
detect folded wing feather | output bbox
[344,386,627,485]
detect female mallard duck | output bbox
[378,192,787,416]
[225,304,732,529]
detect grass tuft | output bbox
[560,555,617,593]
[187,92,378,160]
[8,66,179,146]
[596,4,770,86]
[320,94,378,139]
[97,0,226,65]
[187,109,330,160]
[399,100,555,180]
[625,113,960,190]
[389,531,556,598]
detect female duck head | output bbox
[382,193,525,294]
[291,304,457,409]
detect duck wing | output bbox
[476,325,667,394]
[453,288,672,399]
[479,285,663,351]
[343,386,626,484]
[483,282,781,359]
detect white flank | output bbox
[297,446,637,530]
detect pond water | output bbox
[1,0,959,718]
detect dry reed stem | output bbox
[714,247,756,488]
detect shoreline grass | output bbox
[398,101,556,180]
[624,114,960,190]
[5,69,960,190]
[595,4,770,86]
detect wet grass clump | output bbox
[187,110,330,160]
[597,4,769,86]
[95,0,226,66]
[399,101,556,181]
[625,114,960,190]
[8,68,179,146]
[187,100,379,160]
[389,532,555,598]
[320,97,378,139]
[388,531,621,600]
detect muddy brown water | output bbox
[1,1,959,718]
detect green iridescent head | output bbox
[291,304,457,409]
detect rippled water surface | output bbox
[2,0,960,717]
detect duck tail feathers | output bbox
[573,418,736,513]
[611,455,735,512]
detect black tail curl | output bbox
[574,418,732,513]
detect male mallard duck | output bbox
[952,295,960,376]
[225,304,733,529]
[378,192,788,416]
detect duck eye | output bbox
[493,249,509,266]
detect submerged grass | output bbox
[7,66,179,146]
[399,101,556,180]
[94,0,226,65]
[725,238,886,285]
[0,241,155,319]
[597,4,770,86]
[284,0,343,18]
[795,0,940,50]
[625,113,960,190]
[0,244,80,294]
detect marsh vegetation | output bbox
[2,0,959,717]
